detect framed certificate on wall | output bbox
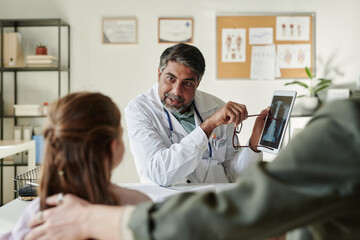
[158,18,193,43]
[102,17,137,44]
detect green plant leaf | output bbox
[296,94,307,98]
[314,84,330,93]
[37,42,47,48]
[285,81,309,89]
[305,67,313,79]
[315,81,331,88]
[318,79,332,84]
[314,79,332,92]
[318,78,331,81]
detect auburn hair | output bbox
[39,92,121,210]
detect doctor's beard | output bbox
[161,92,192,114]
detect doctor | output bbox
[125,43,268,187]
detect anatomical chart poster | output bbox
[277,44,311,69]
[276,16,310,41]
[222,28,246,62]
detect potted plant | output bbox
[285,67,331,113]
[36,43,47,55]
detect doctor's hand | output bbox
[249,106,270,152]
[25,194,124,240]
[201,101,248,138]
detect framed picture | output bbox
[102,17,137,44]
[158,18,193,43]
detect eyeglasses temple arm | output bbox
[248,114,277,121]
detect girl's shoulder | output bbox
[2,198,40,240]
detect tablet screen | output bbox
[259,91,296,154]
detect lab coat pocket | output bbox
[212,137,227,162]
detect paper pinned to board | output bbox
[221,28,246,63]
[276,16,310,41]
[277,44,311,69]
[249,28,273,45]
[250,45,276,80]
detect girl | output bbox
[1,92,150,240]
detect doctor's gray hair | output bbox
[159,43,206,82]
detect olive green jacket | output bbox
[129,98,360,240]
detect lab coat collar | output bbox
[193,90,220,117]
[147,83,163,112]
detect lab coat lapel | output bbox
[194,111,201,127]
[193,90,219,121]
[147,83,163,112]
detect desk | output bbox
[172,182,237,192]
[0,140,36,205]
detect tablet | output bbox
[258,90,297,154]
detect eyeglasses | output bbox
[232,114,278,151]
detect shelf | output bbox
[0,18,70,206]
[0,67,70,72]
[0,18,69,27]
[1,163,28,167]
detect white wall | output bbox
[1,0,359,185]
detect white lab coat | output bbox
[125,83,262,187]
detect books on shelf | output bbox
[27,55,58,61]
[27,59,58,64]
[26,55,59,68]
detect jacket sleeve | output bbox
[128,99,360,240]
[125,101,209,187]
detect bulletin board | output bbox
[216,13,315,79]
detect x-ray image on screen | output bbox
[260,96,292,149]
